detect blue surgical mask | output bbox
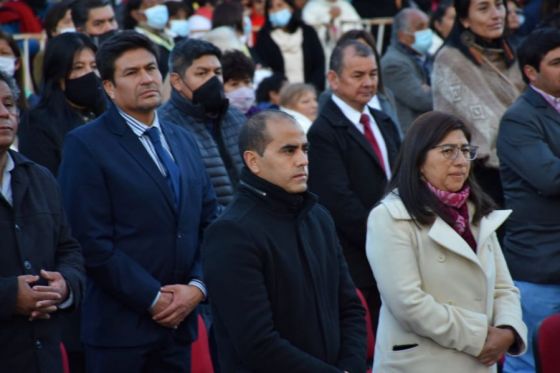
[170,19,189,37]
[269,8,292,28]
[412,28,433,54]
[144,4,169,30]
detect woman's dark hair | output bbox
[212,1,244,34]
[444,0,515,67]
[222,50,255,83]
[122,0,143,30]
[337,29,386,94]
[388,110,495,226]
[44,0,74,39]
[263,0,303,33]
[165,1,192,19]
[256,72,286,103]
[38,32,103,116]
[430,0,454,38]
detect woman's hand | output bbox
[477,326,515,366]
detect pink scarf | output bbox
[426,182,477,251]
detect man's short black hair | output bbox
[96,30,159,82]
[329,39,374,75]
[71,0,112,29]
[169,38,222,76]
[222,50,255,84]
[518,27,560,84]
[239,110,295,157]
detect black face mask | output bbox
[65,72,105,111]
[191,76,229,116]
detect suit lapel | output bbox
[161,124,187,213]
[107,108,177,214]
[428,217,481,267]
[525,88,560,124]
[326,100,387,173]
[370,108,399,169]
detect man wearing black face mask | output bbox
[159,39,246,207]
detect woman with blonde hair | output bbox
[279,82,317,132]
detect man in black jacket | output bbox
[308,40,401,333]
[0,71,84,372]
[202,110,366,372]
[159,38,245,207]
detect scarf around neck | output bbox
[426,182,477,251]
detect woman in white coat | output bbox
[366,111,526,372]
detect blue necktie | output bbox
[145,127,181,207]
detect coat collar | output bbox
[321,97,394,174]
[102,103,178,214]
[239,167,317,217]
[522,86,560,124]
[169,89,207,121]
[381,191,511,263]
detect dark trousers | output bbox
[85,334,191,373]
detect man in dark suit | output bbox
[0,71,84,373]
[308,40,401,332]
[498,28,560,373]
[202,110,366,372]
[58,31,218,373]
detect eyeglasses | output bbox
[432,144,478,161]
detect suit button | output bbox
[437,254,446,262]
[23,260,32,270]
[35,340,42,349]
[177,233,183,239]
[14,224,20,231]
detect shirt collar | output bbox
[331,94,371,124]
[118,109,162,137]
[1,152,14,205]
[530,84,560,114]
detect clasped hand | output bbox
[477,326,515,366]
[15,270,69,321]
[150,285,204,329]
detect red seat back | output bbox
[191,314,214,373]
[356,289,375,362]
[535,313,560,373]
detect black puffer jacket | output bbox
[159,90,245,206]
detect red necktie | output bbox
[360,113,386,173]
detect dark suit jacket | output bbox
[58,104,218,347]
[0,150,84,373]
[307,98,401,288]
[497,87,560,284]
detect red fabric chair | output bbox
[60,342,70,373]
[534,313,560,373]
[356,289,375,373]
[191,314,214,373]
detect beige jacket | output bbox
[432,46,524,168]
[366,193,527,373]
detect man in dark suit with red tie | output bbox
[308,40,401,332]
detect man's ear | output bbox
[327,70,338,91]
[243,150,260,174]
[169,72,183,92]
[523,65,537,84]
[103,80,115,100]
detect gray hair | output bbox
[329,39,374,75]
[391,8,417,43]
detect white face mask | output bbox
[0,56,16,77]
[169,19,189,37]
[58,27,77,34]
[144,4,169,30]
